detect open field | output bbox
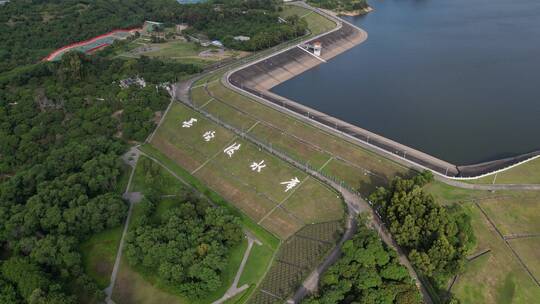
[130,157,189,195]
[119,38,240,67]
[425,180,506,204]
[149,102,344,239]
[427,182,540,302]
[478,196,540,236]
[468,158,540,185]
[508,238,540,283]
[452,204,540,304]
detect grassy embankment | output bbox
[466,158,540,185]
[147,102,345,239]
[280,4,337,37]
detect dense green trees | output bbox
[308,0,368,12]
[0,0,308,74]
[183,1,308,51]
[305,216,421,304]
[0,51,199,302]
[125,196,243,298]
[0,0,181,73]
[369,172,476,295]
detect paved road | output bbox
[435,176,540,191]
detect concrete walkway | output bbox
[105,147,142,303]
[213,232,262,304]
[436,176,540,191]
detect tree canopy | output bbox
[305,216,421,304]
[0,51,199,302]
[369,172,476,297]
[307,0,368,12]
[125,195,243,299]
[0,0,308,74]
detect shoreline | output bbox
[224,4,540,180]
[338,5,373,16]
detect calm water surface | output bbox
[272,0,540,165]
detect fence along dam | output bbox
[227,4,540,179]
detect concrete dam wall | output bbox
[227,10,539,179]
[231,22,366,92]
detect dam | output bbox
[228,1,540,178]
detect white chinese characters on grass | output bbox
[280,177,300,192]
[250,160,266,173]
[224,143,241,157]
[203,131,216,142]
[182,118,198,128]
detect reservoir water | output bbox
[272,0,540,165]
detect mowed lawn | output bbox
[193,74,408,199]
[478,195,540,236]
[508,238,540,283]
[149,102,344,239]
[426,185,540,302]
[120,39,237,67]
[452,204,540,304]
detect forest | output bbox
[305,216,421,304]
[0,52,200,303]
[182,1,308,51]
[0,0,307,74]
[307,0,368,12]
[125,193,243,298]
[369,172,476,302]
